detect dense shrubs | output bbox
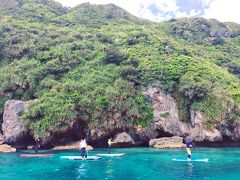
[0,1,240,136]
[103,48,127,65]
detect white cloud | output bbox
[189,9,200,17]
[203,0,240,23]
[55,0,180,21]
[175,11,188,18]
[175,9,200,18]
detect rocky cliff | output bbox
[2,87,240,150]
[143,87,240,145]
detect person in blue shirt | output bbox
[184,136,195,160]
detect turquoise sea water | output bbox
[0,147,240,180]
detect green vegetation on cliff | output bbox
[0,0,240,136]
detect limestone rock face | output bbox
[143,87,239,144]
[2,100,31,148]
[0,134,4,145]
[0,144,16,153]
[113,132,135,147]
[189,109,223,142]
[143,87,179,122]
[143,87,190,137]
[203,129,223,142]
[219,122,240,141]
[149,136,185,148]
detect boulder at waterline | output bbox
[149,136,185,148]
[2,100,31,148]
[0,144,16,153]
[113,132,136,147]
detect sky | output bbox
[54,0,240,23]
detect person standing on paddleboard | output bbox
[34,137,40,154]
[80,139,87,159]
[184,136,195,160]
[108,138,116,154]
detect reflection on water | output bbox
[187,161,193,177]
[76,162,88,179]
[105,159,114,179]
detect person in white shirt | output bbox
[80,139,87,158]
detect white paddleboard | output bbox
[172,158,209,162]
[96,153,125,157]
[61,156,101,160]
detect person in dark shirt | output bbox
[34,137,40,154]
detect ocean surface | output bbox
[0,147,240,180]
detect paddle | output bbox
[191,140,199,158]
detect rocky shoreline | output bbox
[1,88,240,152]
